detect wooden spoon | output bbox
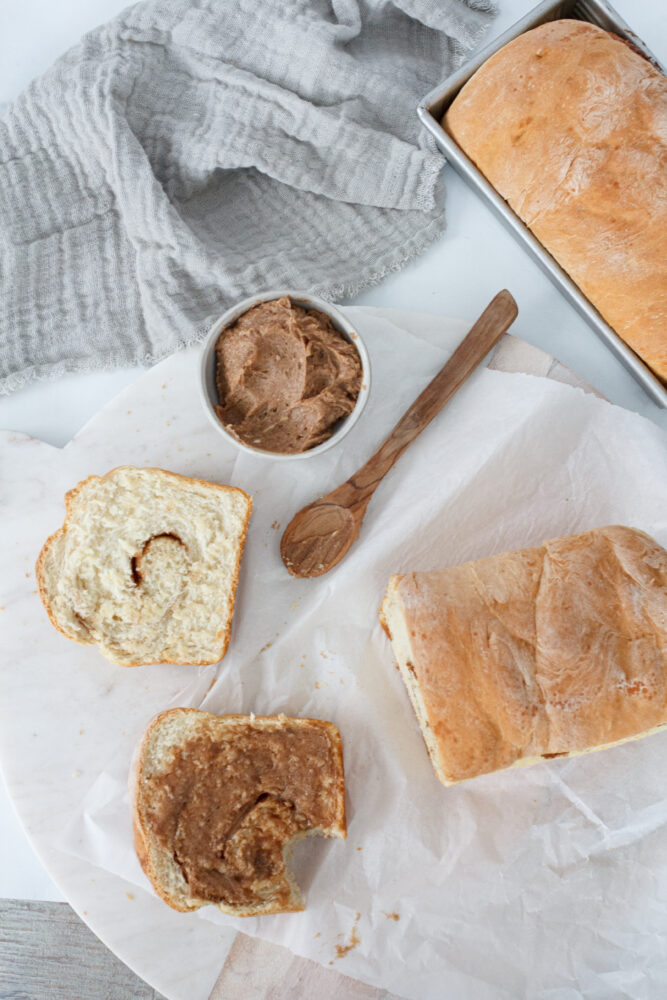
[280,290,518,578]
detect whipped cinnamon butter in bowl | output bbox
[200,291,371,460]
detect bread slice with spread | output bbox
[131,709,346,915]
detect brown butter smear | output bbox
[214,296,362,454]
[145,725,339,908]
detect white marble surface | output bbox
[0,0,665,913]
[0,309,471,991]
[1,306,667,1000]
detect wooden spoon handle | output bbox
[332,290,518,511]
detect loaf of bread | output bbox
[131,708,346,915]
[444,20,667,381]
[36,467,251,666]
[380,526,667,785]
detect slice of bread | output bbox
[131,709,346,915]
[36,467,251,666]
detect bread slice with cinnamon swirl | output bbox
[36,466,251,666]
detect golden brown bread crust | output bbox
[35,466,252,667]
[381,526,667,784]
[36,475,99,645]
[444,20,667,381]
[131,709,346,915]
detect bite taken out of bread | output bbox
[36,466,252,667]
[380,526,667,786]
[131,709,346,915]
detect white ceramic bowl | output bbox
[199,290,371,460]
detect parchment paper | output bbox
[55,309,667,1000]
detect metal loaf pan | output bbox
[418,0,667,408]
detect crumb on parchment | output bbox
[333,912,361,961]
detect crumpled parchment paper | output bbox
[55,308,667,1000]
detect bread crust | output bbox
[36,466,252,667]
[381,526,667,785]
[36,474,100,648]
[444,20,667,381]
[131,709,346,915]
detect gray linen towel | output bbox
[0,0,494,392]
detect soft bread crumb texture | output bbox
[445,20,667,381]
[131,709,346,915]
[36,467,252,666]
[381,526,667,785]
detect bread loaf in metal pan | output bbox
[445,20,667,382]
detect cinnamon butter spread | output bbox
[144,723,341,908]
[214,296,362,454]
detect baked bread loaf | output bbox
[444,20,667,381]
[380,526,667,785]
[131,708,346,915]
[36,467,251,666]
